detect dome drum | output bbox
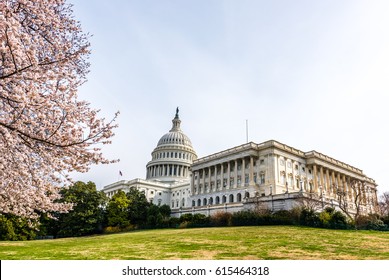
[145,109,197,182]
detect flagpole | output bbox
[246,119,249,143]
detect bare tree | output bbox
[335,180,364,221]
[252,192,271,215]
[379,192,389,216]
[295,191,324,212]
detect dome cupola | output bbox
[146,108,197,183]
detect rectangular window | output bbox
[260,173,265,184]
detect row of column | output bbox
[308,164,377,207]
[192,156,256,195]
[276,157,377,209]
[147,164,189,179]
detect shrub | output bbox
[328,210,348,229]
[356,214,388,231]
[272,210,297,225]
[178,221,190,229]
[0,214,36,241]
[0,215,17,241]
[168,217,180,228]
[179,214,194,223]
[300,208,321,227]
[210,212,232,227]
[231,211,258,226]
[190,214,210,227]
[103,225,135,234]
[319,211,331,228]
[382,215,389,227]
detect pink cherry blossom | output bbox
[0,0,118,220]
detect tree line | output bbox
[1,181,389,241]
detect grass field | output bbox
[1,226,389,260]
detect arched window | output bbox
[192,200,195,207]
[229,194,234,203]
[203,198,207,206]
[182,198,185,207]
[222,195,226,203]
[197,199,201,207]
[237,193,242,202]
[209,197,214,205]
[216,196,220,204]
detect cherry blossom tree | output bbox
[0,0,118,220]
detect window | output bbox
[260,159,264,165]
[260,173,265,184]
[280,159,285,166]
[295,164,299,170]
[287,162,292,168]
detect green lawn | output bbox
[1,226,389,260]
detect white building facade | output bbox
[103,110,379,217]
[103,109,196,210]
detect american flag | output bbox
[119,170,123,176]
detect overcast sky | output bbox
[69,0,389,194]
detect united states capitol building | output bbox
[103,109,378,216]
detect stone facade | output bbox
[187,140,378,217]
[103,111,379,217]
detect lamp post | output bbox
[223,195,227,212]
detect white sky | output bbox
[70,0,389,195]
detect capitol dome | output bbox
[146,108,197,183]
